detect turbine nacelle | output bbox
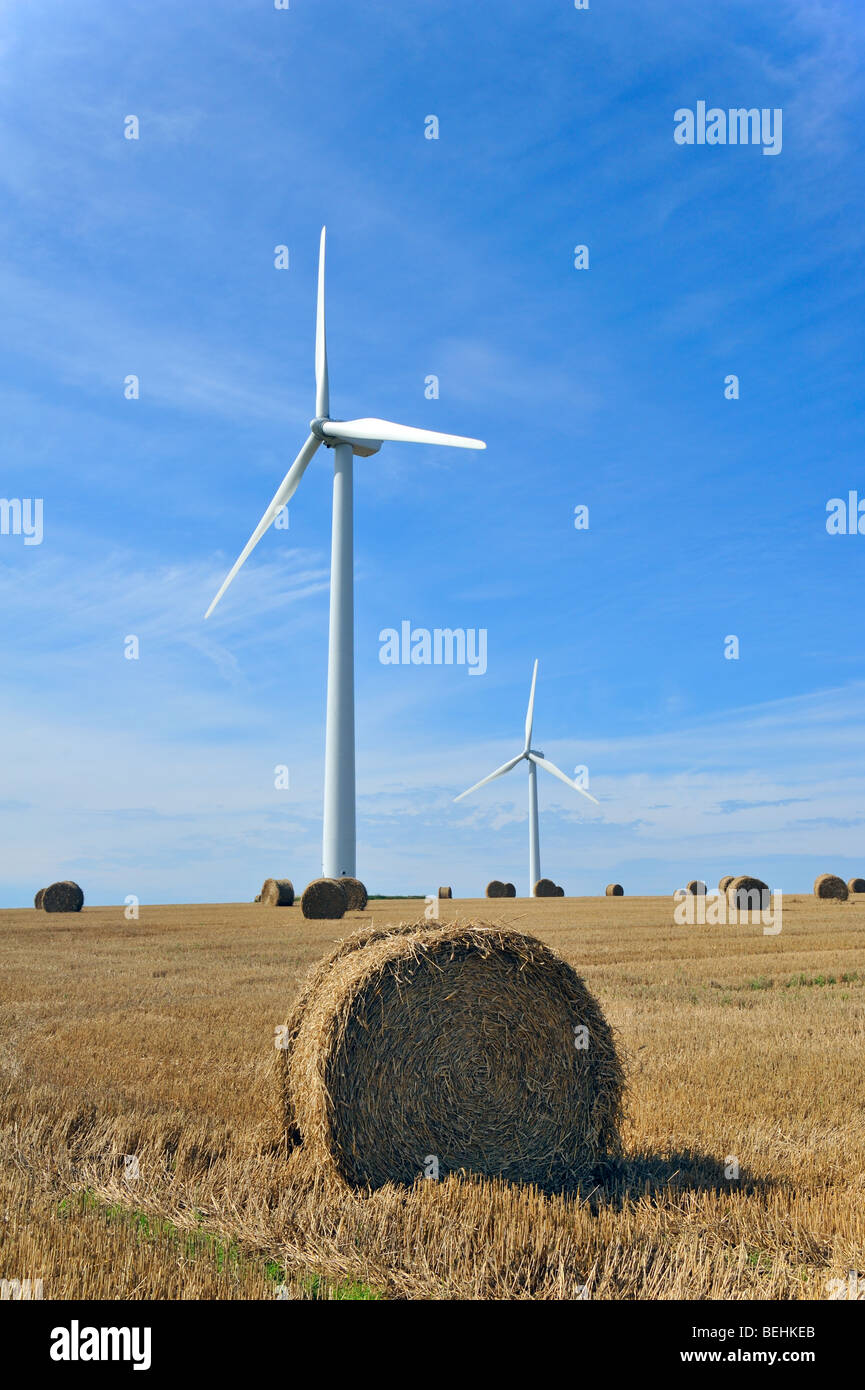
[310,417,382,457]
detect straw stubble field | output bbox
[1,895,863,1299]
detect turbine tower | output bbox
[454,660,598,894]
[205,228,486,878]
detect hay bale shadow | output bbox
[588,1148,771,1210]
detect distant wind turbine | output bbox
[205,228,486,879]
[454,660,598,894]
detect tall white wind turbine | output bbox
[454,660,598,894]
[205,228,486,879]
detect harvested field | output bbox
[1,895,863,1300]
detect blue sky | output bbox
[1,0,864,904]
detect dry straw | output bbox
[718,875,734,893]
[554,885,565,897]
[275,919,438,1145]
[34,888,46,909]
[534,878,557,898]
[485,880,507,898]
[847,878,865,894]
[504,883,516,898]
[42,881,84,914]
[260,879,295,908]
[605,884,624,897]
[301,879,348,920]
[438,887,452,899]
[686,880,707,896]
[814,874,848,901]
[338,877,368,911]
[277,919,624,1189]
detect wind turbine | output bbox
[205,228,485,880]
[454,660,598,895]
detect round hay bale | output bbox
[282,921,624,1189]
[485,880,507,898]
[727,876,770,911]
[34,888,46,909]
[504,882,516,898]
[301,878,347,920]
[847,877,865,895]
[534,878,557,898]
[274,918,446,1145]
[260,878,295,908]
[277,916,490,1151]
[718,875,734,893]
[605,883,624,897]
[254,894,261,903]
[814,873,848,901]
[686,880,707,896]
[437,886,452,899]
[554,885,565,897]
[339,877,368,911]
[42,881,83,914]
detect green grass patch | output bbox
[56,1189,385,1299]
[785,970,862,989]
[299,1272,383,1300]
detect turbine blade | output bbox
[453,754,523,802]
[321,417,485,450]
[204,433,320,619]
[315,226,329,418]
[528,752,599,804]
[524,659,538,751]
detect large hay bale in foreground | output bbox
[34,888,46,909]
[260,878,295,908]
[504,882,516,898]
[485,880,507,898]
[339,877,368,911]
[718,875,734,893]
[847,877,865,895]
[727,876,770,911]
[534,878,557,898]
[301,878,347,920]
[814,874,848,901]
[42,881,84,914]
[275,919,443,1144]
[686,880,707,896]
[281,921,623,1189]
[605,883,624,897]
[438,886,452,899]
